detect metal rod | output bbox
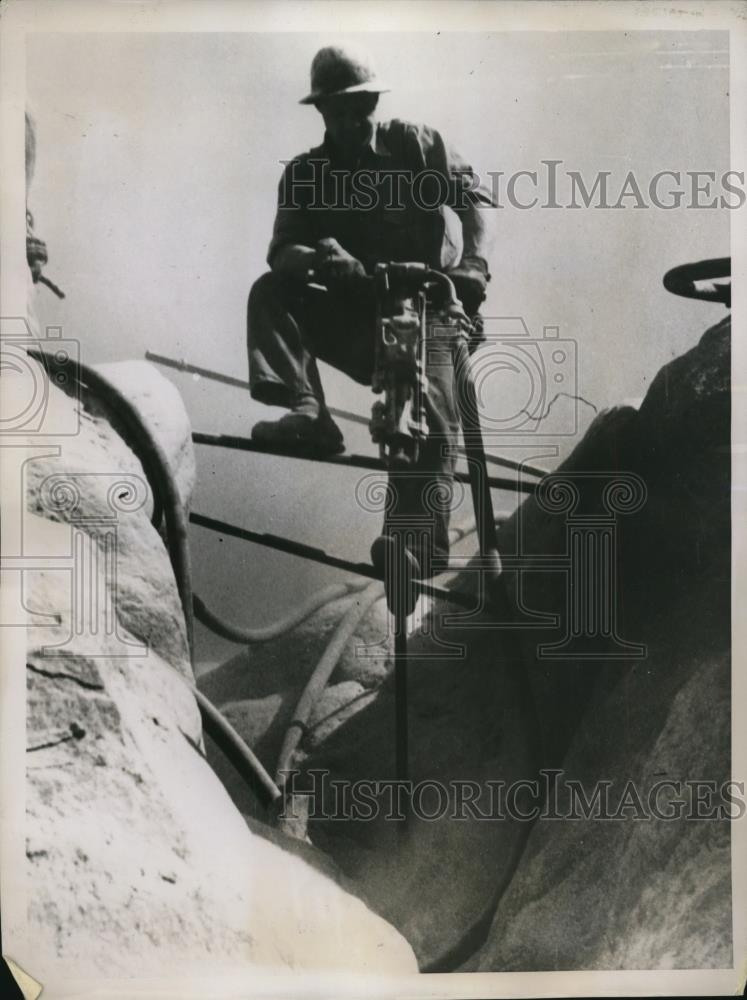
[146,351,251,391]
[192,431,536,495]
[144,351,548,478]
[188,511,479,610]
[394,609,410,835]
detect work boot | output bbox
[251,408,345,456]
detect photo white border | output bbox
[1,2,744,997]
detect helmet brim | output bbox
[299,83,390,105]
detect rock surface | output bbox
[203,313,732,971]
[24,360,195,673]
[468,313,732,970]
[21,364,417,980]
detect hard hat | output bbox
[299,46,390,105]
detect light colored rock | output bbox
[22,371,417,981]
[24,362,195,673]
[91,361,196,514]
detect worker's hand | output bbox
[447,256,490,316]
[314,238,366,286]
[272,244,317,283]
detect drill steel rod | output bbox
[394,610,410,835]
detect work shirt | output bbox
[267,118,494,273]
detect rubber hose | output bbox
[193,579,370,645]
[275,581,384,789]
[192,686,281,806]
[293,522,482,745]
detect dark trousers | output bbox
[247,271,460,563]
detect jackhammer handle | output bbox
[375,261,428,279]
[308,263,463,309]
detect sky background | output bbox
[27,30,731,671]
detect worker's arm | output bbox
[419,125,496,313]
[453,198,495,314]
[267,157,318,280]
[459,194,496,269]
[271,244,317,281]
[267,159,365,285]
[272,239,366,286]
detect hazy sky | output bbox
[27,31,731,669]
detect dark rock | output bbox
[466,313,731,970]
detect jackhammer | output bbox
[368,262,502,825]
[369,260,501,576]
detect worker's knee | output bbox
[248,270,283,311]
[247,271,309,325]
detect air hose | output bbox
[275,581,385,791]
[193,579,370,644]
[190,519,510,648]
[193,686,280,805]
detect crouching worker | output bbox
[247,45,495,578]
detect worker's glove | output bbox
[314,238,366,288]
[447,255,490,317]
[26,234,48,283]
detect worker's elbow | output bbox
[459,204,496,260]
